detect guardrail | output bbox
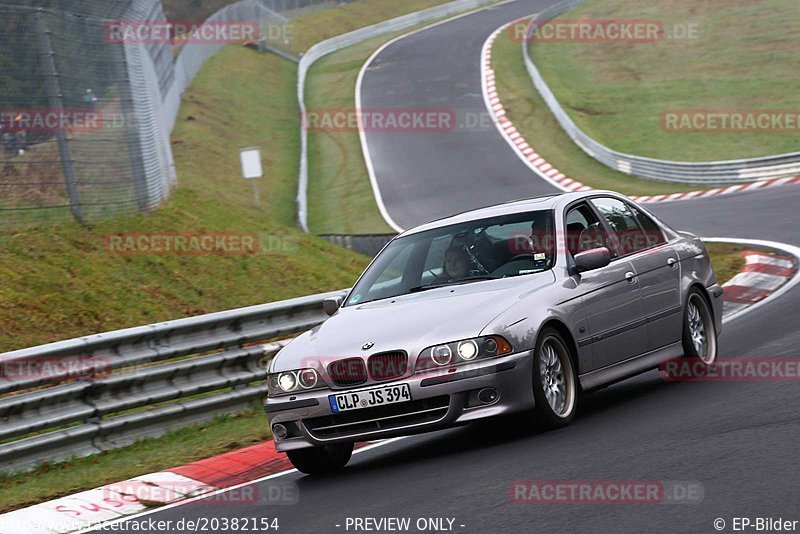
[521,0,800,185]
[296,0,500,232]
[0,289,347,474]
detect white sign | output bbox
[239,147,263,180]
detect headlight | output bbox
[268,368,324,397]
[298,369,318,389]
[457,340,479,361]
[415,336,513,372]
[431,345,453,366]
[279,372,297,391]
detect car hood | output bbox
[271,271,555,372]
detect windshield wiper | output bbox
[409,275,501,293]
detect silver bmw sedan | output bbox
[265,191,723,474]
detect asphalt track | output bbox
[106,1,800,533]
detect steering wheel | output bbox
[506,253,537,263]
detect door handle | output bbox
[625,271,636,283]
[667,258,677,269]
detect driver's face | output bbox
[445,252,469,279]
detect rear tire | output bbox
[286,442,353,475]
[531,328,577,429]
[682,289,717,366]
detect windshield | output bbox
[346,210,556,306]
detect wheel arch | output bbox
[687,282,715,322]
[538,318,581,379]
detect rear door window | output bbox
[629,204,666,248]
[590,197,647,257]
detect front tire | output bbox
[286,442,353,475]
[682,289,717,365]
[531,328,577,429]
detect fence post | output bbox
[118,43,151,212]
[33,9,85,225]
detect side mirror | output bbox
[323,296,343,317]
[574,247,611,273]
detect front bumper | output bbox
[265,350,535,451]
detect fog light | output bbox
[272,423,288,439]
[477,388,498,404]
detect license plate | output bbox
[329,383,412,413]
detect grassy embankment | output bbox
[529,0,800,161]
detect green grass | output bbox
[493,21,712,196]
[287,0,459,54]
[0,410,269,514]
[162,0,245,21]
[529,0,800,161]
[706,242,746,285]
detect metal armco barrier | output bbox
[521,0,800,185]
[0,289,347,474]
[296,0,500,232]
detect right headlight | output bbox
[415,335,513,372]
[267,368,326,397]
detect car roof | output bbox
[398,190,619,237]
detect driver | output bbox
[443,246,470,280]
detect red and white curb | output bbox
[0,440,380,534]
[481,19,800,204]
[705,238,800,324]
[721,251,798,320]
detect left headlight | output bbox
[267,368,325,397]
[415,335,513,372]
